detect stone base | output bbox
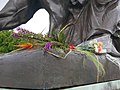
[0,49,120,89]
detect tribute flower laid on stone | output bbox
[68,43,75,50]
[11,32,19,38]
[11,27,29,38]
[15,43,33,49]
[44,42,52,50]
[16,27,29,34]
[10,27,107,56]
[89,39,106,54]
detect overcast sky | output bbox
[0,0,49,34]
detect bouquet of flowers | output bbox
[0,25,106,82]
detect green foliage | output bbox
[0,30,29,53]
[76,46,105,82]
[57,23,73,43]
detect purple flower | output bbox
[16,27,29,35]
[44,42,52,50]
[11,32,19,38]
[16,27,21,31]
[21,30,26,34]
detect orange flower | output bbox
[94,41,103,53]
[97,41,103,47]
[97,41,103,53]
[15,43,33,49]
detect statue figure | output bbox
[0,0,86,44]
[0,0,120,89]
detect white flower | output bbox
[89,39,97,47]
[90,39,97,44]
[94,44,99,53]
[13,29,19,33]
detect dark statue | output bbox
[0,0,120,89]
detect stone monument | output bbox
[0,0,120,89]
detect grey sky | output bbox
[0,0,9,10]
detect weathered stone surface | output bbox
[0,49,120,89]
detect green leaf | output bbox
[76,47,105,82]
[57,23,73,42]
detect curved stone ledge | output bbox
[0,49,120,89]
